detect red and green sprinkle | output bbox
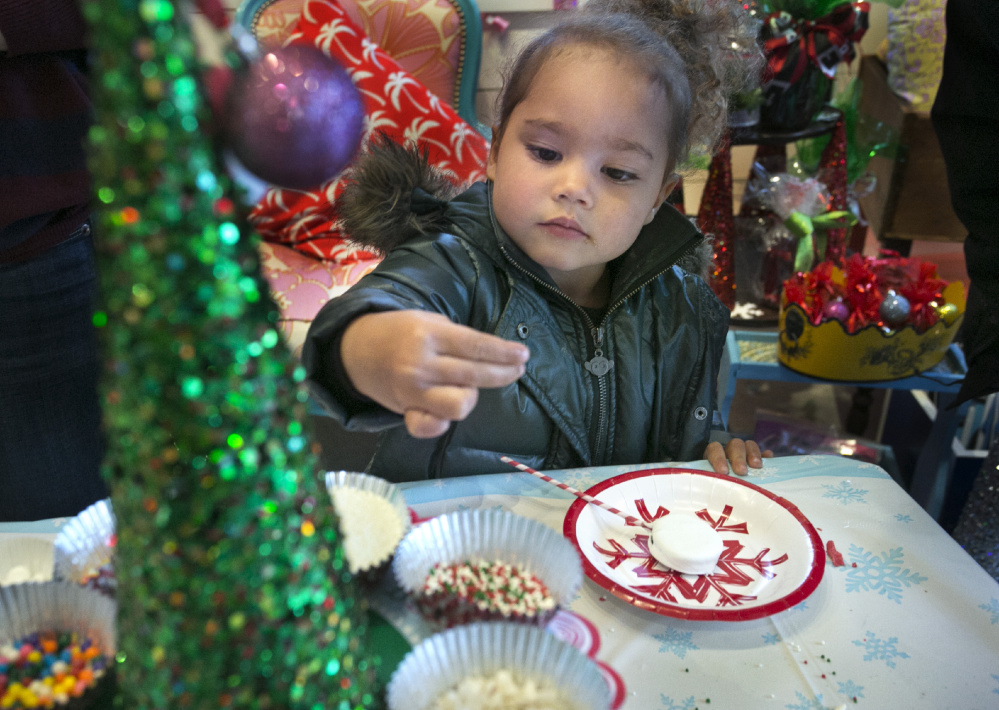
[419,560,556,625]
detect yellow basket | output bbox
[777,280,965,382]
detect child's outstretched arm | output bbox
[341,310,530,438]
[704,440,774,477]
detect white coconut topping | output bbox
[1,565,48,585]
[433,670,575,710]
[331,487,405,574]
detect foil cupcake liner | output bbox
[0,538,54,586]
[0,582,118,708]
[53,498,116,587]
[386,621,610,710]
[393,509,582,629]
[325,471,412,585]
[0,581,116,652]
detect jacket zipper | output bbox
[499,235,702,464]
[430,424,457,479]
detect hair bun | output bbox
[585,0,763,152]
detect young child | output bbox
[302,0,771,482]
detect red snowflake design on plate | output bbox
[593,502,788,607]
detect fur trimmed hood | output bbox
[339,135,712,279]
[338,135,464,255]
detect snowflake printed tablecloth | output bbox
[401,455,999,710]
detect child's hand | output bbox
[704,439,774,476]
[341,310,530,438]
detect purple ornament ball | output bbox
[822,299,849,322]
[225,45,365,190]
[879,291,911,325]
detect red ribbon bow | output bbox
[762,2,870,87]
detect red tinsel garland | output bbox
[818,117,848,265]
[784,253,949,333]
[698,139,736,309]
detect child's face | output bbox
[487,47,674,307]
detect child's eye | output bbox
[603,167,638,183]
[528,145,560,162]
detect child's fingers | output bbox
[704,441,729,475]
[743,440,775,469]
[724,438,750,476]
[403,383,482,437]
[404,409,452,438]
[438,323,530,368]
[433,354,526,389]
[416,385,480,423]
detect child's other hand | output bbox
[704,439,774,477]
[341,310,530,438]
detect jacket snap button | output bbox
[694,406,708,421]
[517,323,529,339]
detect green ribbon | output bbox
[812,210,857,230]
[785,210,858,272]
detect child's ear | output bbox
[658,173,681,207]
[486,124,502,181]
[644,173,682,224]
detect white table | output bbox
[4,456,997,709]
[399,455,999,709]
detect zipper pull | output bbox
[584,326,614,377]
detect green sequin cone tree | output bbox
[84,1,381,706]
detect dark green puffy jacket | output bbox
[303,162,729,483]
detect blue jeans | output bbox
[0,223,107,521]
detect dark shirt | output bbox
[0,0,92,263]
[931,0,999,405]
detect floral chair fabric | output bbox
[236,0,489,355]
[258,241,379,356]
[240,0,478,121]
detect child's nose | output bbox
[554,161,592,205]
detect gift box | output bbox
[758,1,870,130]
[778,255,966,381]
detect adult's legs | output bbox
[0,223,107,521]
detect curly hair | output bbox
[493,0,762,169]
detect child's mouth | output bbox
[541,217,586,239]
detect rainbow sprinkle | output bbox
[0,632,107,708]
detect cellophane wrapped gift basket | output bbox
[778,254,965,381]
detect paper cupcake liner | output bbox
[0,538,54,586]
[0,582,117,708]
[386,621,610,710]
[325,471,412,585]
[0,581,116,651]
[53,498,116,590]
[393,509,582,629]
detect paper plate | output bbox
[563,468,824,621]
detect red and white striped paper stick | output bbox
[500,456,650,529]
